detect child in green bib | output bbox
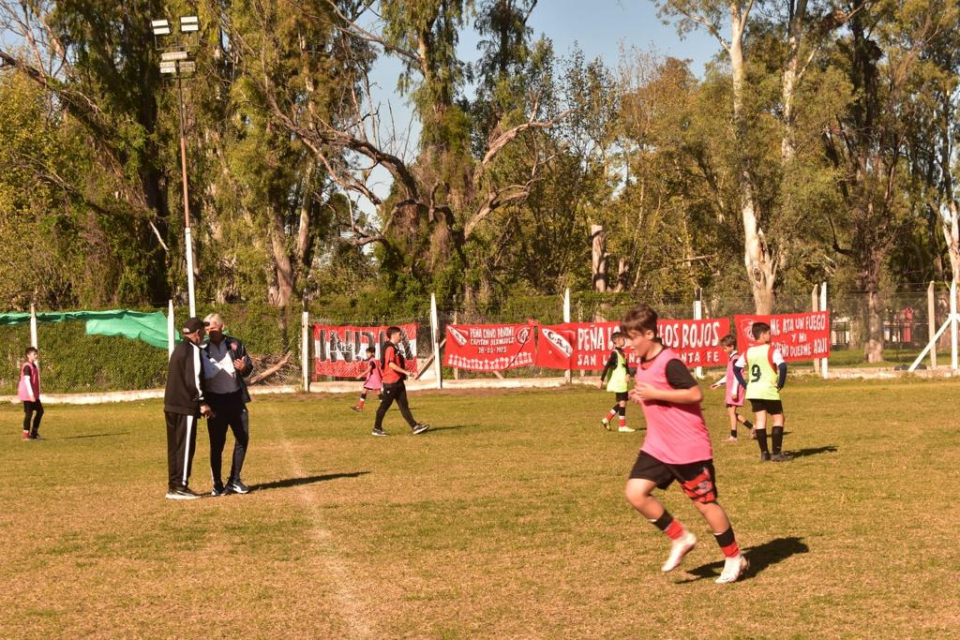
[733,322,791,462]
[599,331,636,433]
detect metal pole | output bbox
[431,293,442,389]
[693,288,703,379]
[820,282,829,379]
[302,311,310,392]
[928,281,937,370]
[564,288,571,384]
[177,72,197,317]
[951,279,957,371]
[29,303,38,350]
[812,285,820,375]
[167,299,175,359]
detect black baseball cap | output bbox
[181,317,208,334]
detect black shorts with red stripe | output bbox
[628,451,718,504]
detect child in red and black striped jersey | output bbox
[623,304,748,584]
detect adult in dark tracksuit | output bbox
[202,313,254,496]
[164,317,212,500]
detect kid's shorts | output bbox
[749,399,784,415]
[629,451,718,504]
[614,392,629,402]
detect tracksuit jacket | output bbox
[164,341,208,415]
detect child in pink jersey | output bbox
[623,304,747,584]
[351,347,382,412]
[18,346,43,440]
[709,334,755,443]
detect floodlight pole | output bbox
[175,72,197,318]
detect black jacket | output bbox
[202,335,254,404]
[164,340,208,416]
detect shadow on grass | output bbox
[678,536,809,583]
[422,424,479,433]
[789,445,838,459]
[252,471,370,492]
[62,431,132,440]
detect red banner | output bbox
[313,323,418,378]
[445,324,536,371]
[536,319,729,370]
[734,312,830,361]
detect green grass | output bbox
[1,380,959,638]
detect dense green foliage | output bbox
[3,0,960,361]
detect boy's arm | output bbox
[599,352,617,385]
[773,349,787,389]
[711,373,727,389]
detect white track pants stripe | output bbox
[183,415,194,485]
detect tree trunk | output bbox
[267,205,294,308]
[864,286,884,362]
[591,224,607,292]
[730,11,776,315]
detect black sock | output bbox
[743,419,754,430]
[756,429,769,454]
[650,510,674,532]
[772,426,784,454]
[730,427,738,438]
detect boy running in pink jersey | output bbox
[623,304,748,584]
[709,334,754,443]
[351,347,382,412]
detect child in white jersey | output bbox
[709,334,754,442]
[623,304,747,584]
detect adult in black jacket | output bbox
[202,313,254,496]
[164,317,212,500]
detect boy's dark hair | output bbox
[720,334,737,348]
[611,331,624,341]
[751,322,771,340]
[621,304,658,336]
[366,346,376,354]
[25,346,37,357]
[386,326,402,339]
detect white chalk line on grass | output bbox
[266,411,374,640]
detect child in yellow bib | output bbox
[733,322,791,462]
[599,331,635,433]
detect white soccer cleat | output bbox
[601,418,611,431]
[661,531,697,572]
[715,554,749,584]
[618,426,636,433]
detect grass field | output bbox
[2,379,959,639]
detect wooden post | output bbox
[301,311,310,392]
[820,282,829,379]
[928,281,937,370]
[812,285,821,375]
[564,288,571,384]
[167,300,175,359]
[431,293,442,389]
[452,310,460,380]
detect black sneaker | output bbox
[28,433,40,440]
[412,423,430,435]
[211,485,227,497]
[771,453,793,462]
[166,487,201,500]
[759,452,772,463]
[226,479,250,495]
[371,428,388,437]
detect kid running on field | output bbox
[352,347,382,412]
[709,334,754,443]
[18,346,43,440]
[372,326,430,437]
[599,331,636,433]
[733,322,791,462]
[622,304,748,584]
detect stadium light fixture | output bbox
[151,19,171,36]
[161,50,189,62]
[159,61,178,75]
[180,16,199,33]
